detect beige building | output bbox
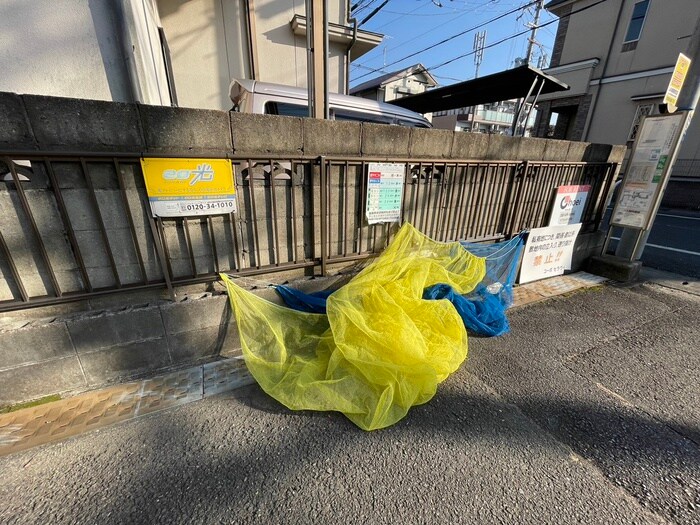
[0,0,381,110]
[533,0,700,183]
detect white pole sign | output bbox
[611,113,686,229]
[519,223,582,284]
[365,163,405,224]
[548,184,590,226]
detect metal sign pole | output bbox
[615,20,700,261]
[612,112,691,261]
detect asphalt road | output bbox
[606,210,700,277]
[1,283,698,524]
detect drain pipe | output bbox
[346,9,358,95]
[323,0,330,119]
[346,18,358,94]
[306,0,314,117]
[116,0,143,103]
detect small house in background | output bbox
[350,64,438,103]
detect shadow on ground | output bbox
[89,374,700,525]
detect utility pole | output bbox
[526,0,544,65]
[511,0,544,136]
[306,0,328,119]
[473,30,486,79]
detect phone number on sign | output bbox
[182,200,235,212]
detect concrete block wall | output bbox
[0,293,240,405]
[0,91,626,405]
[0,159,166,300]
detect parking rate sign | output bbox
[365,163,405,224]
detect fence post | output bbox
[592,162,618,230]
[146,212,176,301]
[318,155,327,276]
[507,160,529,237]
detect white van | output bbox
[229,79,431,128]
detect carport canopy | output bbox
[389,65,569,114]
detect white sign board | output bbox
[548,184,590,226]
[611,113,686,229]
[365,163,405,224]
[519,223,582,284]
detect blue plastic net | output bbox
[459,234,525,310]
[276,233,524,337]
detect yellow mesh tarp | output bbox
[221,223,486,430]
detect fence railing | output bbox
[0,152,617,312]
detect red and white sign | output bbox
[519,223,582,284]
[548,184,590,226]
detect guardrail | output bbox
[0,152,616,312]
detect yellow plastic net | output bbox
[221,223,486,430]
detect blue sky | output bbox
[349,0,559,88]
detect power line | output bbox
[351,1,539,82]
[381,9,460,17]
[352,0,380,15]
[359,0,391,27]
[372,3,427,32]
[351,0,610,87]
[355,0,538,73]
[355,2,490,69]
[429,0,609,74]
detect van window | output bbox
[333,109,393,125]
[397,119,430,128]
[264,101,309,117]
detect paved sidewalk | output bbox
[1,273,698,524]
[0,272,606,457]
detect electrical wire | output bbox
[354,0,498,67]
[352,0,380,15]
[351,0,539,82]
[359,0,391,27]
[351,0,610,86]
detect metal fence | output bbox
[0,152,617,312]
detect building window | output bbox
[627,103,654,141]
[624,0,650,43]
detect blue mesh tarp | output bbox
[274,287,333,314]
[459,234,525,310]
[275,233,524,337]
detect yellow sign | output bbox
[140,158,236,217]
[664,53,691,108]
